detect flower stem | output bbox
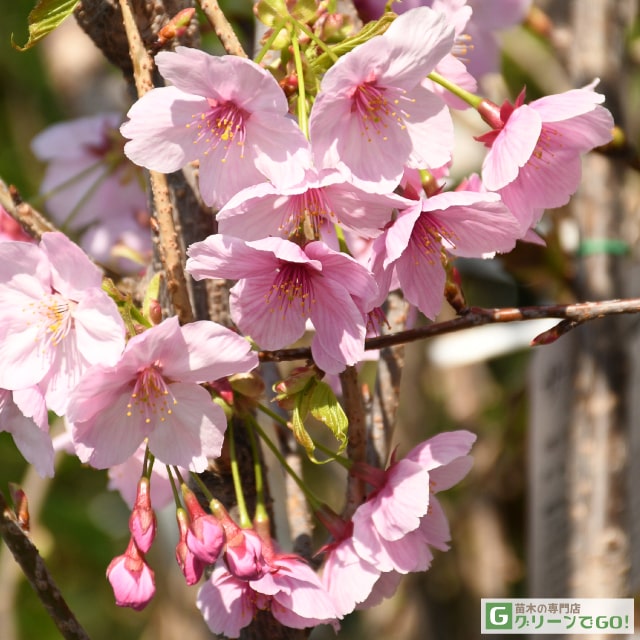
[428,71,483,109]
[291,29,309,138]
[228,420,252,528]
[246,420,268,523]
[250,415,322,512]
[166,465,182,509]
[254,17,288,64]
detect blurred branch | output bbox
[259,297,640,362]
[0,490,89,640]
[0,179,57,240]
[197,0,248,57]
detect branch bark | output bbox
[0,491,90,640]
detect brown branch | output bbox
[258,298,640,363]
[0,491,90,640]
[197,0,248,58]
[118,0,194,324]
[0,179,58,240]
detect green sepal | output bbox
[102,277,151,337]
[12,0,80,51]
[291,378,348,463]
[310,12,396,74]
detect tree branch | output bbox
[0,179,57,240]
[0,491,90,640]
[197,0,248,58]
[118,0,194,324]
[258,298,640,363]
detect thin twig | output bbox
[197,0,248,58]
[258,298,640,363]
[0,491,90,640]
[118,0,194,324]
[0,179,57,240]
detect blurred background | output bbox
[1,1,639,638]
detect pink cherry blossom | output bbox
[350,430,476,574]
[186,236,378,374]
[106,538,156,610]
[217,168,410,241]
[129,477,157,553]
[224,529,268,581]
[477,82,614,233]
[321,531,382,616]
[0,387,54,478]
[370,190,520,319]
[175,508,205,585]
[68,316,258,471]
[197,565,258,638]
[0,232,126,414]
[309,7,455,192]
[352,0,532,78]
[31,113,151,272]
[182,485,224,564]
[121,47,310,208]
[197,550,340,637]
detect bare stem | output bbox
[0,491,90,640]
[118,0,194,324]
[197,0,248,58]
[258,298,640,362]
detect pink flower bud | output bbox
[129,477,157,553]
[224,529,267,581]
[106,538,155,610]
[183,486,224,564]
[175,508,204,585]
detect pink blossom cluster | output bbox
[0,0,616,633]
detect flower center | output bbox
[283,189,335,238]
[350,82,410,142]
[127,362,177,425]
[187,99,248,162]
[265,263,316,317]
[529,124,561,169]
[26,293,74,347]
[412,214,455,263]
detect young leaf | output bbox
[12,0,80,51]
[309,381,348,456]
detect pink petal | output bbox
[197,567,254,638]
[481,104,542,191]
[147,382,228,471]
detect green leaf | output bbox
[309,381,348,455]
[291,385,315,458]
[12,0,80,51]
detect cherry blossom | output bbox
[197,548,340,637]
[121,47,310,208]
[369,190,520,319]
[217,167,410,241]
[129,477,157,554]
[0,232,126,414]
[477,82,614,233]
[31,113,151,272]
[309,7,455,192]
[106,538,156,611]
[349,430,476,574]
[186,235,378,374]
[68,316,258,471]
